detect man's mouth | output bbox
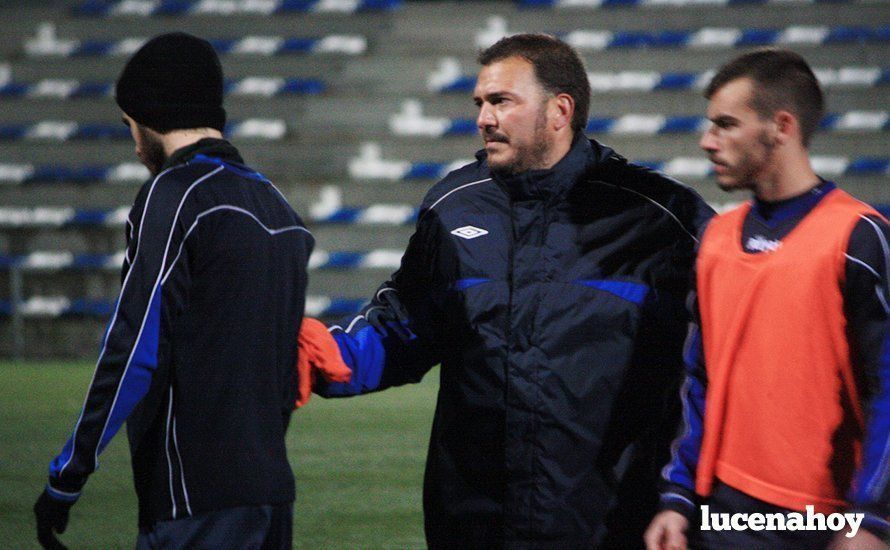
[484,134,508,145]
[709,158,728,173]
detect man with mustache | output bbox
[33,33,313,549]
[308,34,713,547]
[645,49,890,549]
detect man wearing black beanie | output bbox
[34,32,314,549]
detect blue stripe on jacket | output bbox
[661,323,707,491]
[853,320,890,507]
[573,279,649,304]
[324,318,387,396]
[49,287,161,477]
[99,285,161,450]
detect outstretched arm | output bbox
[313,210,446,398]
[316,281,442,397]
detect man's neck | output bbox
[534,131,574,171]
[753,149,819,202]
[161,128,224,157]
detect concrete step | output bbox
[308,268,394,297]
[0,141,359,181]
[17,130,880,165]
[337,54,890,95]
[0,179,332,210]
[2,78,886,129]
[14,34,885,84]
[337,131,890,160]
[392,2,890,43]
[0,6,394,57]
[0,162,886,210]
[309,223,416,250]
[1,227,123,254]
[370,88,890,118]
[6,55,349,81]
[386,15,890,57]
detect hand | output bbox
[828,528,888,550]
[295,318,351,408]
[644,510,689,550]
[366,288,414,341]
[34,489,73,550]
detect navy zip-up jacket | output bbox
[320,136,713,547]
[45,140,313,528]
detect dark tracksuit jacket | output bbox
[320,136,714,548]
[45,140,313,529]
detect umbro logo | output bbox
[451,225,489,240]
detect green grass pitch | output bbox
[0,362,437,548]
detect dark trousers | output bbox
[692,481,834,549]
[135,503,293,550]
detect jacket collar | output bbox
[479,135,615,202]
[750,178,835,227]
[161,138,244,172]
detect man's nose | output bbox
[699,128,717,152]
[477,104,496,130]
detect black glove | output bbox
[34,488,73,550]
[366,288,414,341]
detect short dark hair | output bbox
[706,48,824,147]
[478,33,590,134]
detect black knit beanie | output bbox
[115,32,226,133]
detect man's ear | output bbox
[551,93,575,132]
[772,110,799,146]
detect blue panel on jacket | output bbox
[573,279,649,304]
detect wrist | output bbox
[856,511,890,540]
[45,482,80,503]
[659,489,697,522]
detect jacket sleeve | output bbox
[317,209,445,397]
[45,172,192,501]
[844,215,890,537]
[656,211,711,519]
[647,202,711,519]
[656,287,708,519]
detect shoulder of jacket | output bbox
[419,158,493,212]
[155,160,217,187]
[153,161,240,203]
[593,157,698,204]
[590,156,715,238]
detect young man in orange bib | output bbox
[645,48,890,549]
